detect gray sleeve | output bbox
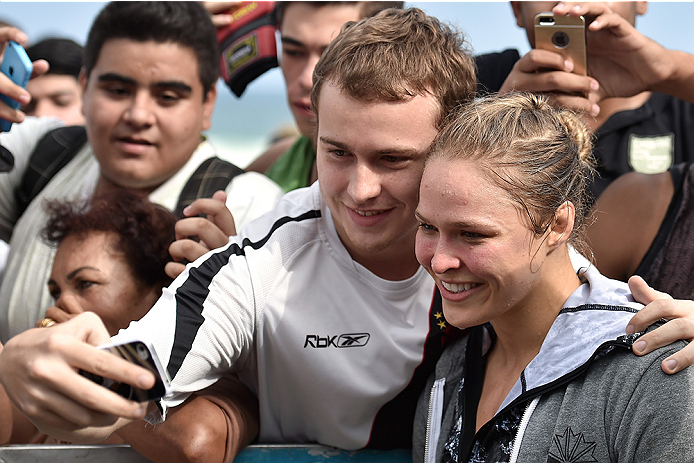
[613,344,694,461]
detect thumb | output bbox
[212,190,227,204]
[628,275,672,305]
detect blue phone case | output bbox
[0,41,33,132]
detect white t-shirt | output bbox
[117,183,447,449]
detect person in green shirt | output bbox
[246,2,403,192]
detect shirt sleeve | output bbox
[113,238,259,421]
[0,117,64,240]
[224,171,284,230]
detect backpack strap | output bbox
[15,125,88,216]
[174,156,245,218]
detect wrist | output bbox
[652,49,694,94]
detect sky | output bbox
[2,1,693,166]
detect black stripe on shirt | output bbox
[167,209,322,380]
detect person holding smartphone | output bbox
[0,189,260,453]
[478,2,694,199]
[475,2,694,303]
[1,189,177,444]
[3,7,694,463]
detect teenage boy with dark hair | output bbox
[0,2,283,342]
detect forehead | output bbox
[27,74,80,94]
[317,80,440,154]
[280,3,363,44]
[520,1,637,18]
[54,231,119,264]
[90,39,202,88]
[519,1,560,19]
[419,158,515,217]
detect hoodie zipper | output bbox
[424,377,447,463]
[509,396,540,463]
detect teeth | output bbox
[441,281,478,294]
[355,210,382,217]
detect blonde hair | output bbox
[310,7,477,129]
[428,92,596,256]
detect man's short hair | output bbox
[311,7,477,128]
[27,38,83,79]
[274,1,404,29]
[83,1,219,95]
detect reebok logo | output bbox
[303,333,370,348]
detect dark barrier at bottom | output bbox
[0,444,413,462]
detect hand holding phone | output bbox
[0,40,33,132]
[80,340,172,402]
[534,12,587,77]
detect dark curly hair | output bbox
[42,189,176,290]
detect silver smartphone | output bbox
[534,12,587,76]
[79,340,172,402]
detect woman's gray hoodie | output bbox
[414,265,694,463]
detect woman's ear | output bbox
[547,201,575,248]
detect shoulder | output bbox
[474,48,521,95]
[227,170,283,197]
[598,170,672,210]
[223,171,284,229]
[592,338,693,395]
[588,170,673,279]
[245,135,299,174]
[0,116,64,163]
[592,169,673,231]
[234,184,322,239]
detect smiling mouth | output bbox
[354,210,385,217]
[441,281,479,293]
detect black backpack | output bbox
[13,126,245,219]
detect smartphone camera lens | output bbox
[552,31,570,49]
[135,343,149,360]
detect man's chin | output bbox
[101,171,163,192]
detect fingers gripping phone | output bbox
[0,41,33,132]
[79,340,172,402]
[534,12,587,76]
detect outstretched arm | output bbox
[0,313,154,442]
[117,372,259,463]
